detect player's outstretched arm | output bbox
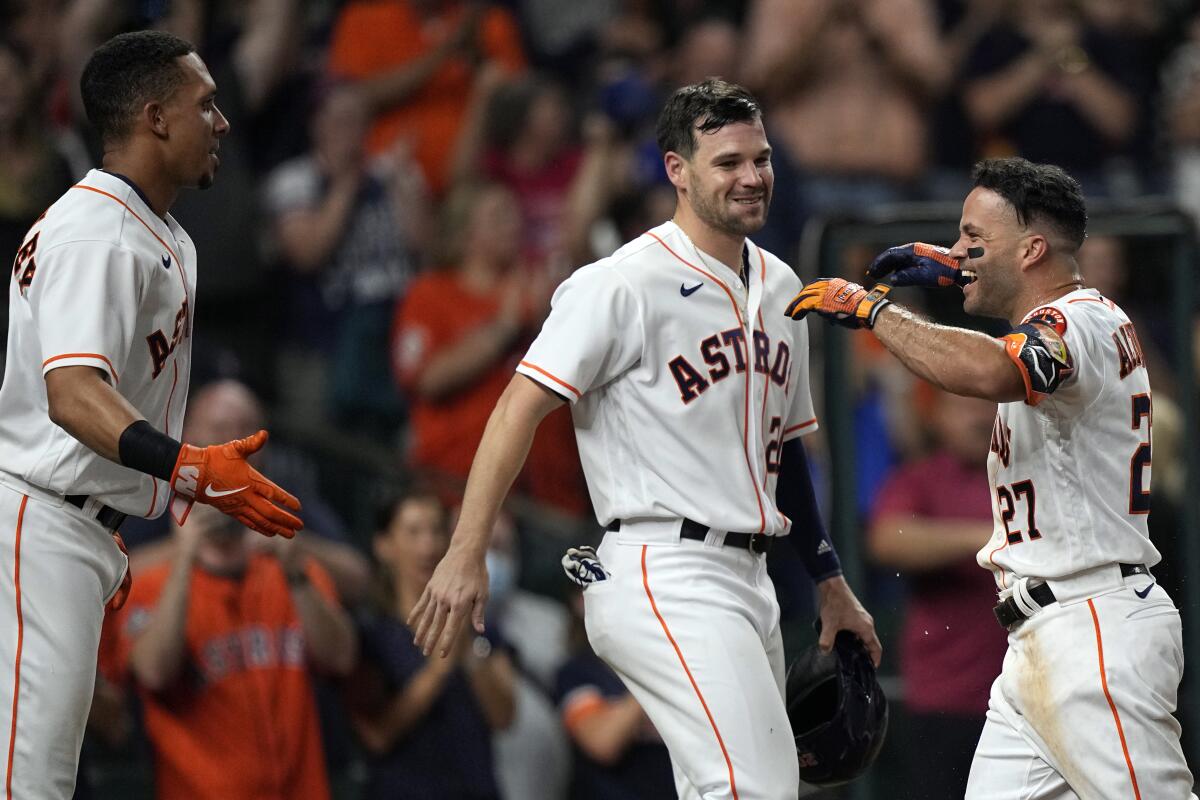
[44,365,303,538]
[870,304,1025,402]
[784,284,1025,402]
[409,374,565,657]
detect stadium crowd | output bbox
[0,0,1197,797]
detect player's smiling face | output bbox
[682,118,773,237]
[950,187,1023,319]
[162,53,229,190]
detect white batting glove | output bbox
[562,545,610,588]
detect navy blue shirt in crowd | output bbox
[554,652,676,800]
[358,613,501,800]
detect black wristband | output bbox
[118,420,183,481]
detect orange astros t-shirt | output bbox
[106,555,337,800]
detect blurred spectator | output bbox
[457,74,614,273]
[742,0,949,232]
[672,15,741,86]
[924,0,1009,200]
[1162,10,1200,227]
[868,389,1007,800]
[485,516,572,800]
[120,380,372,607]
[390,180,588,514]
[265,84,424,438]
[347,489,515,799]
[961,0,1146,195]
[0,38,76,301]
[103,390,357,800]
[328,0,527,196]
[108,507,355,800]
[554,590,676,799]
[1077,235,1174,397]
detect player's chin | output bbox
[727,203,768,234]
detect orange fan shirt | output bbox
[329,0,527,194]
[105,555,338,800]
[392,270,586,513]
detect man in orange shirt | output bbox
[103,399,358,800]
[329,0,527,194]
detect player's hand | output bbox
[408,546,489,658]
[817,576,882,667]
[865,242,969,288]
[169,430,303,538]
[784,278,892,329]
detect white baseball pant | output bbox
[585,529,799,800]
[0,480,127,799]
[966,573,1196,800]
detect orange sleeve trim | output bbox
[1068,297,1114,308]
[42,352,119,384]
[1088,600,1143,800]
[642,546,741,799]
[561,692,607,733]
[519,360,581,399]
[6,495,27,800]
[784,418,818,435]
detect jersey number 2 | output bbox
[1129,393,1151,514]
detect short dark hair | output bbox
[972,158,1088,249]
[655,78,762,160]
[373,483,448,535]
[80,30,196,144]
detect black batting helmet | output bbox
[785,630,888,787]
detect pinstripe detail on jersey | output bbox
[648,232,767,533]
[1088,599,1142,800]
[42,352,119,384]
[641,545,740,800]
[5,495,27,800]
[519,360,581,399]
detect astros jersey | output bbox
[517,220,817,537]
[0,170,195,518]
[978,288,1160,588]
[105,555,336,800]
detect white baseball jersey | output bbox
[978,288,1160,589]
[517,220,818,537]
[0,169,195,518]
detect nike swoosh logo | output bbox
[1134,583,1155,599]
[681,282,703,297]
[204,485,247,498]
[162,255,172,271]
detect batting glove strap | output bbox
[562,546,610,588]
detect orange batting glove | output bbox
[784,278,892,329]
[169,430,303,538]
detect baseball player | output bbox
[788,157,1195,799]
[0,31,301,798]
[410,79,879,800]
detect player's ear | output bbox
[664,151,688,190]
[1019,233,1050,271]
[145,100,169,139]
